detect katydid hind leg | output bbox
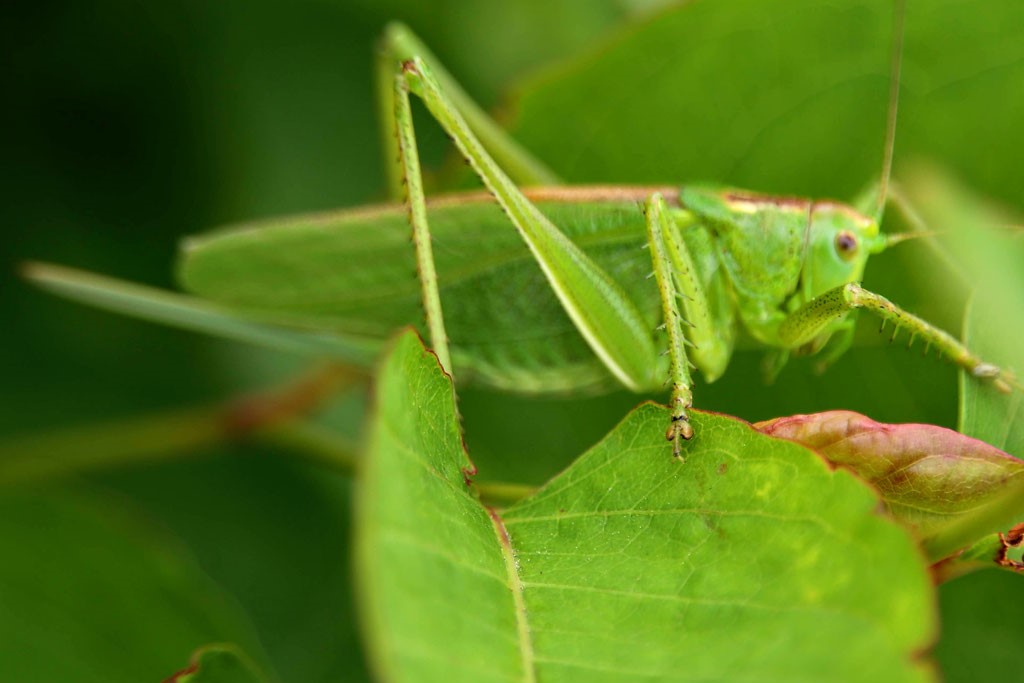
[376,23,560,201]
[390,64,455,380]
[391,54,661,394]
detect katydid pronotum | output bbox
[25,12,1014,460]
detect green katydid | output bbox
[24,9,1014,459]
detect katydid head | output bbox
[801,203,885,299]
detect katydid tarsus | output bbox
[24,6,1015,459]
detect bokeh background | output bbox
[3,1,1022,681]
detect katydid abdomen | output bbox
[180,187,730,394]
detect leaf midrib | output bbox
[487,508,536,683]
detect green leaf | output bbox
[510,0,1024,210]
[0,489,270,683]
[359,331,936,682]
[113,447,370,683]
[935,569,1024,682]
[959,280,1024,460]
[164,644,271,683]
[755,410,1024,554]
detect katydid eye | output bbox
[835,231,858,260]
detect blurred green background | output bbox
[3,0,1022,681]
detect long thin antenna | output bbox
[875,0,907,222]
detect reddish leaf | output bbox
[755,411,1024,543]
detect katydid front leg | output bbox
[644,193,695,455]
[644,193,737,456]
[779,283,1013,392]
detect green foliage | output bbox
[361,332,935,682]
[0,491,269,683]
[4,1,1024,682]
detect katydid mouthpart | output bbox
[23,7,1015,459]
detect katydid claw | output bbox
[666,415,694,460]
[972,363,1015,394]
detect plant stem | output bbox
[0,408,226,485]
[476,481,538,507]
[260,422,360,472]
[0,364,358,486]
